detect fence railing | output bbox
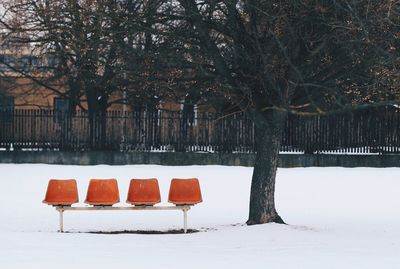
[0,108,399,154]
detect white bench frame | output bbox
[54,205,192,233]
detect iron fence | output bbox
[0,108,399,154]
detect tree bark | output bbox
[247,109,287,225]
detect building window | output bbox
[193,104,198,126]
[0,95,14,110]
[181,102,198,126]
[0,95,14,122]
[0,55,13,71]
[54,97,70,123]
[46,55,59,68]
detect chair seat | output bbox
[43,179,79,206]
[126,178,161,206]
[85,179,120,206]
[168,178,202,205]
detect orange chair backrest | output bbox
[85,179,120,206]
[126,178,161,205]
[43,179,79,206]
[168,178,203,205]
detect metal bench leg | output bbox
[183,209,188,233]
[59,208,64,233]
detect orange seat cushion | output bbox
[43,179,79,206]
[168,178,203,205]
[126,178,161,205]
[85,179,120,206]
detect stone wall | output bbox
[0,151,399,167]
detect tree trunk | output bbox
[88,109,97,150]
[88,107,108,150]
[86,85,108,150]
[59,112,72,151]
[247,110,287,225]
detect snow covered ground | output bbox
[0,164,399,268]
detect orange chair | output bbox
[126,178,161,206]
[85,179,120,206]
[43,179,79,206]
[168,178,203,205]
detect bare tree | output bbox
[0,0,129,149]
[153,0,398,224]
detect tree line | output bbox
[1,0,399,225]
